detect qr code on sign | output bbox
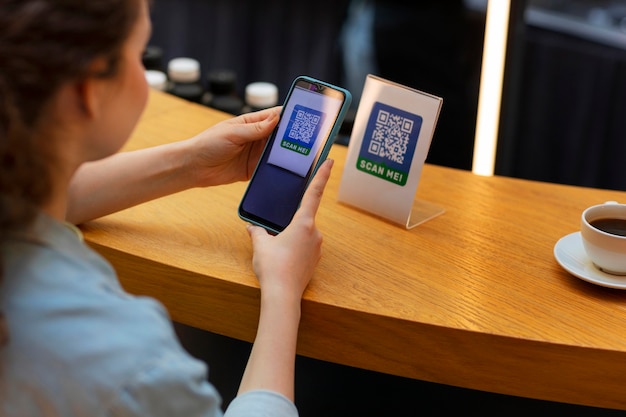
[367,109,414,164]
[357,101,422,185]
[287,109,321,144]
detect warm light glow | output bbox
[472,0,511,176]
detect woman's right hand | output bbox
[245,158,334,303]
[236,158,333,401]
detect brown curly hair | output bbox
[0,0,142,346]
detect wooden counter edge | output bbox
[92,241,626,411]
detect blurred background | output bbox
[147,0,626,190]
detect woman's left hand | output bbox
[66,107,280,224]
[186,106,280,187]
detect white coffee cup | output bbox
[580,201,626,275]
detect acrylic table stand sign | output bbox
[337,75,444,229]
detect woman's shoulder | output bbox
[3,214,184,368]
[2,216,221,416]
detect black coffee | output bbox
[590,218,626,237]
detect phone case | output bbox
[238,75,352,234]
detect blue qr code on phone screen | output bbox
[281,105,325,155]
[287,107,322,144]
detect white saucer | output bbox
[554,232,626,290]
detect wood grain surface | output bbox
[83,91,626,410]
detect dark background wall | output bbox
[498,24,626,191]
[147,0,485,172]
[148,1,626,191]
[147,0,350,102]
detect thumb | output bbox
[246,223,270,242]
[236,107,280,141]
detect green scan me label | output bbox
[281,139,311,155]
[357,158,407,185]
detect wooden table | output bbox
[83,90,626,410]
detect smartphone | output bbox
[238,76,352,234]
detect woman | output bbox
[0,0,333,415]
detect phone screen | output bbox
[238,77,350,233]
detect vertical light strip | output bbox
[472,0,511,176]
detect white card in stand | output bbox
[337,75,444,229]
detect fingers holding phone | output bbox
[246,158,334,301]
[290,158,334,228]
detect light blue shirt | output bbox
[0,213,297,417]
